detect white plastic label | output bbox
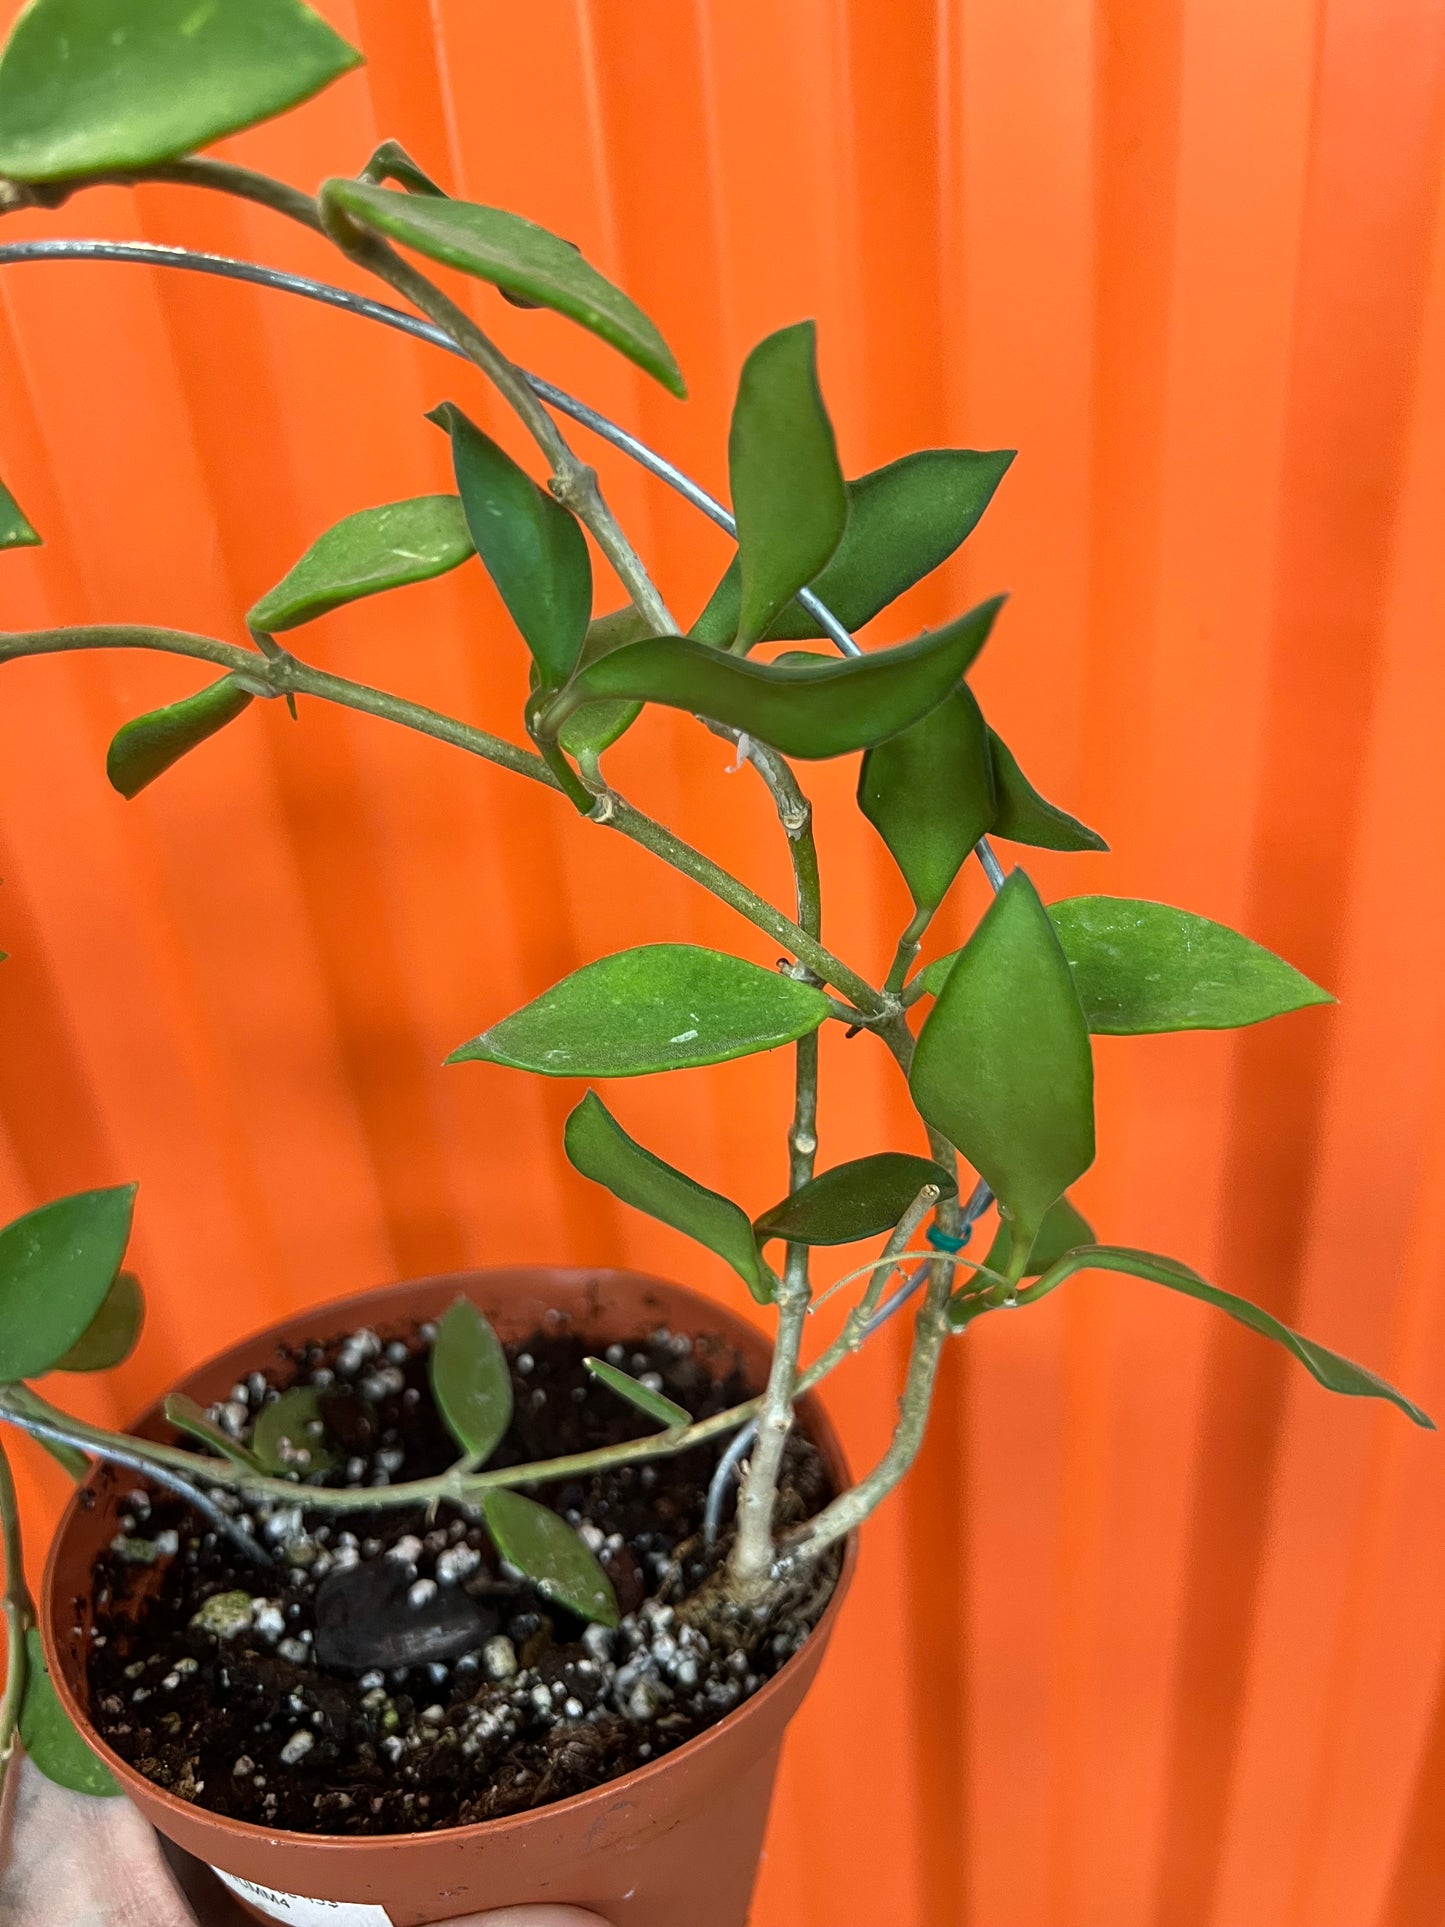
[212,1867,393,1925]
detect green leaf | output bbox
[917,899,1333,1033]
[428,403,591,689]
[250,1385,339,1476]
[481,1488,619,1627]
[1,473,40,549]
[584,1355,690,1429]
[1048,896,1333,1034]
[37,1432,90,1481]
[429,1297,513,1467]
[977,1193,1094,1280]
[693,447,1014,647]
[915,950,961,998]
[360,138,445,197]
[246,495,473,634]
[0,0,362,184]
[19,1628,118,1796]
[727,322,847,647]
[449,944,829,1078]
[53,1270,143,1373]
[911,872,1094,1262]
[859,684,995,911]
[564,1091,770,1302]
[106,675,254,799]
[570,596,1003,761]
[0,1186,136,1382]
[162,1391,263,1471]
[321,179,685,398]
[988,728,1107,853]
[987,1244,1433,1428]
[754,1152,957,1247]
[557,606,648,760]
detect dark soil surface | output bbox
[80,1315,836,1835]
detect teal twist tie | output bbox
[927,1224,969,1253]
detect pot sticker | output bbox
[212,1867,393,1925]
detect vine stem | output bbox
[0,157,322,231]
[775,1251,956,1569]
[885,903,935,998]
[0,1259,924,1519]
[0,626,883,1012]
[728,799,824,1595]
[0,1437,32,1802]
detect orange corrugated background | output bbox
[3,2,1445,1922]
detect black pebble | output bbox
[313,1560,495,1673]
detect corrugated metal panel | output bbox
[2,2,1444,1921]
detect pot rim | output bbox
[41,1266,857,1852]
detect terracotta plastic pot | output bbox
[42,1267,855,1927]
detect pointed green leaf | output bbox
[584,1355,690,1429]
[564,1090,769,1302]
[481,1488,619,1627]
[859,684,995,910]
[0,1185,136,1382]
[911,872,1094,1260]
[20,1629,118,1795]
[1,473,40,549]
[246,495,473,634]
[38,1432,90,1481]
[1048,896,1333,1034]
[989,1243,1433,1428]
[915,949,961,998]
[556,606,647,760]
[988,728,1107,853]
[429,1297,513,1467]
[694,447,1014,647]
[106,675,254,799]
[163,1391,263,1471]
[917,898,1333,1035]
[321,179,685,398]
[728,322,847,647]
[428,403,591,689]
[250,1385,339,1476]
[754,1153,957,1247]
[449,944,829,1078]
[53,1270,143,1373]
[0,0,362,184]
[977,1194,1094,1281]
[570,596,1003,760]
[360,138,445,197]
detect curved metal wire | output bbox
[0,1405,270,1564]
[0,238,1002,890]
[0,237,859,653]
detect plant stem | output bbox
[728,797,825,1597]
[0,1383,751,1515]
[0,628,882,1008]
[317,210,678,640]
[845,1184,942,1346]
[595,792,884,1013]
[0,1234,938,1530]
[0,158,322,231]
[885,904,934,998]
[0,1437,32,1801]
[1,1391,270,1563]
[775,1248,957,1571]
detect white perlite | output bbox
[482,1636,518,1680]
[434,1544,480,1585]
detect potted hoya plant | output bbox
[0,3,1431,1923]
